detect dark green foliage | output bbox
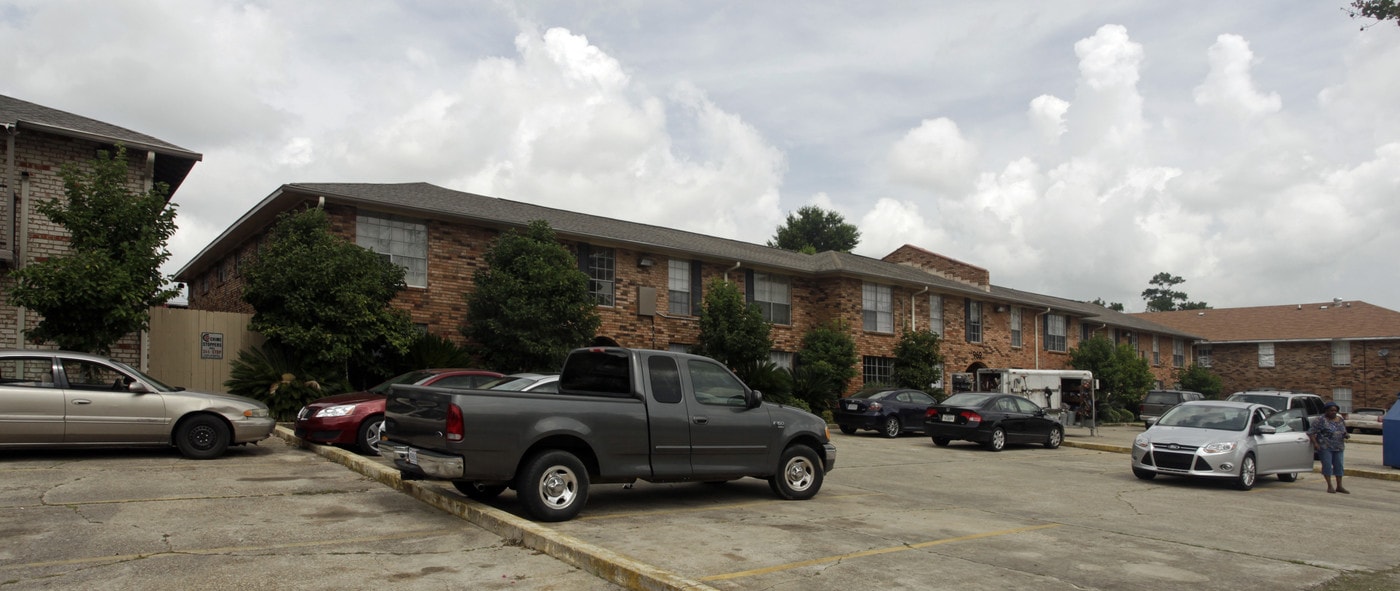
[767,205,860,253]
[892,328,944,396]
[462,221,601,373]
[1090,298,1125,312]
[795,320,859,410]
[1070,336,1155,419]
[1141,272,1209,312]
[9,145,179,354]
[1176,363,1223,399]
[691,278,773,371]
[731,359,803,410]
[1348,0,1400,27]
[242,208,417,371]
[224,343,347,421]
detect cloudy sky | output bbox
[3,1,1399,312]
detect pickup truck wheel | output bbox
[518,450,590,522]
[768,445,823,500]
[356,416,384,455]
[838,425,856,435]
[453,481,507,501]
[880,416,901,438]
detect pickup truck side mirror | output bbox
[747,389,764,409]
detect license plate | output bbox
[941,415,955,422]
[407,449,419,466]
[845,403,858,411]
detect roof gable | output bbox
[1129,301,1400,342]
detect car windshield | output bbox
[369,370,437,394]
[1226,394,1285,411]
[1144,392,1177,404]
[1157,405,1250,431]
[942,393,995,407]
[109,359,179,392]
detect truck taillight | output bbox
[447,404,464,442]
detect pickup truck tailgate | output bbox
[382,384,454,450]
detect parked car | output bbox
[833,388,939,438]
[296,369,503,455]
[0,349,275,459]
[923,392,1063,451]
[1139,389,1204,427]
[481,373,560,393]
[1131,400,1312,490]
[1344,407,1386,434]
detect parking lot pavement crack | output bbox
[1114,489,1145,516]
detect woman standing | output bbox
[1308,402,1350,494]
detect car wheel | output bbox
[453,481,507,501]
[932,437,951,447]
[838,424,856,435]
[516,450,589,522]
[1044,426,1063,449]
[175,415,230,460]
[768,445,824,500]
[1132,467,1157,480]
[1277,472,1298,483]
[881,416,901,438]
[1234,453,1257,491]
[356,415,384,455]
[983,426,1006,452]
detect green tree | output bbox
[1141,272,1209,312]
[768,205,860,253]
[224,342,347,420]
[462,220,601,373]
[243,208,416,372]
[1176,363,1223,399]
[1347,0,1400,27]
[1091,298,1125,312]
[9,145,180,354]
[795,319,859,410]
[892,328,944,396]
[1069,336,1154,421]
[691,278,773,376]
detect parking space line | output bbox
[0,528,460,571]
[574,491,885,521]
[698,523,1062,582]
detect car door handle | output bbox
[72,399,92,405]
[693,417,709,425]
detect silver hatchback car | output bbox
[0,350,275,459]
[1131,400,1313,490]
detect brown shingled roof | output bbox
[1129,301,1400,342]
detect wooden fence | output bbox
[145,307,262,393]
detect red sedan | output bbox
[295,369,502,455]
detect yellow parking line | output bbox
[699,523,1063,582]
[575,491,884,521]
[0,528,459,571]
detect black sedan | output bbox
[834,388,939,438]
[923,392,1063,451]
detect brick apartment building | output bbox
[1,94,201,366]
[176,182,1201,395]
[1134,303,1400,411]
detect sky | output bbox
[3,1,1399,313]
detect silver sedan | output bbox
[0,349,275,459]
[1131,400,1313,490]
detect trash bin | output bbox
[1384,403,1400,468]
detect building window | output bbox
[1197,346,1212,368]
[862,283,893,333]
[1152,336,1161,366]
[862,356,894,385]
[965,301,983,343]
[770,351,793,370]
[1010,307,1023,347]
[1045,314,1067,352]
[929,295,944,335]
[1172,339,1185,368]
[668,259,691,315]
[357,213,428,288]
[1081,323,1094,342]
[753,273,791,325]
[1332,388,1353,412]
[1258,343,1275,368]
[580,245,615,306]
[1332,341,1351,367]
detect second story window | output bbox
[357,213,428,288]
[752,272,791,325]
[577,244,615,306]
[1010,307,1023,347]
[1259,342,1275,368]
[1045,313,1067,352]
[1152,336,1160,366]
[1197,346,1212,368]
[1172,338,1185,368]
[862,283,892,333]
[668,259,691,315]
[929,295,943,335]
[1332,341,1351,366]
[965,300,983,343]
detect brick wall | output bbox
[882,244,990,287]
[1204,340,1400,408]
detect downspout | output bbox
[140,150,156,371]
[1033,307,1052,369]
[723,261,741,282]
[912,286,928,330]
[15,171,30,349]
[4,124,14,269]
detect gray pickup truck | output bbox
[380,347,836,521]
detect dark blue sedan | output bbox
[924,392,1063,451]
[834,388,939,438]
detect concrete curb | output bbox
[273,426,717,591]
[1060,438,1400,482]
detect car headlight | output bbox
[1201,441,1238,454]
[314,405,356,418]
[243,408,270,418]
[1134,435,1150,449]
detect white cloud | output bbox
[887,117,978,194]
[1193,34,1282,118]
[1029,95,1070,143]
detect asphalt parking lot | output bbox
[5,426,1400,590]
